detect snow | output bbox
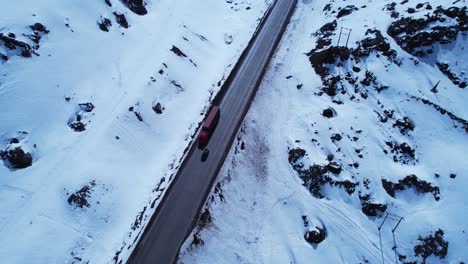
[179,0,468,263]
[0,0,271,263]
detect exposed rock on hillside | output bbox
[412,229,448,263]
[121,0,148,15]
[1,147,33,169]
[381,174,440,201]
[387,6,467,57]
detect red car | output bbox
[198,106,220,147]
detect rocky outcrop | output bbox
[1,147,33,169]
[322,107,336,118]
[67,181,96,208]
[152,102,163,114]
[113,12,129,28]
[382,174,440,201]
[337,5,358,18]
[413,229,448,263]
[305,226,327,244]
[393,117,415,134]
[98,17,112,32]
[121,0,148,15]
[387,6,467,57]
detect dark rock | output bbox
[296,163,357,198]
[288,148,306,171]
[412,96,468,133]
[318,20,337,35]
[2,147,33,169]
[170,45,187,57]
[0,52,7,62]
[98,17,112,32]
[382,174,440,200]
[152,102,163,114]
[10,138,19,144]
[331,133,342,141]
[361,202,387,217]
[449,173,456,179]
[326,162,342,174]
[388,6,468,57]
[399,143,414,157]
[385,2,399,18]
[134,111,143,122]
[393,117,415,134]
[121,0,148,15]
[105,0,112,7]
[337,5,358,18]
[322,108,335,118]
[67,181,96,208]
[113,12,129,28]
[0,33,33,58]
[352,66,361,72]
[191,233,204,247]
[305,226,327,244]
[414,229,448,262]
[322,75,341,96]
[30,23,49,34]
[353,29,397,62]
[313,20,337,49]
[79,102,95,112]
[69,121,86,132]
[361,71,376,86]
[307,46,350,78]
[436,62,466,89]
[198,208,212,229]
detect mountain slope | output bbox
[179,0,467,263]
[0,0,271,263]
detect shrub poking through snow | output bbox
[413,229,448,263]
[381,174,440,201]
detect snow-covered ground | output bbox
[179,0,468,263]
[0,0,272,263]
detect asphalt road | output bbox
[127,1,297,263]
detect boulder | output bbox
[305,226,327,244]
[3,147,32,169]
[322,107,336,118]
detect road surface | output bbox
[127,1,297,263]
